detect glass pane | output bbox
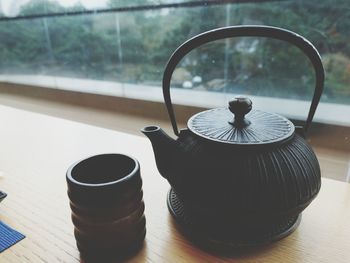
[0,0,349,105]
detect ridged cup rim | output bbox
[66,153,140,188]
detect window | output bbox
[0,0,349,125]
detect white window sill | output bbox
[0,74,349,127]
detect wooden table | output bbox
[0,105,349,263]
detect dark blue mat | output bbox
[0,221,25,253]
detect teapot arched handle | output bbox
[162,25,325,136]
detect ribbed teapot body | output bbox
[167,131,321,221]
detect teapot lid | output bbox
[187,96,295,145]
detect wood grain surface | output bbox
[0,105,349,263]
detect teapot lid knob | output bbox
[228,96,252,122]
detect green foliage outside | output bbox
[0,0,349,104]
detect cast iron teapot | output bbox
[142,26,324,246]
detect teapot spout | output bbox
[141,126,177,179]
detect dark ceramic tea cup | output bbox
[66,154,146,261]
